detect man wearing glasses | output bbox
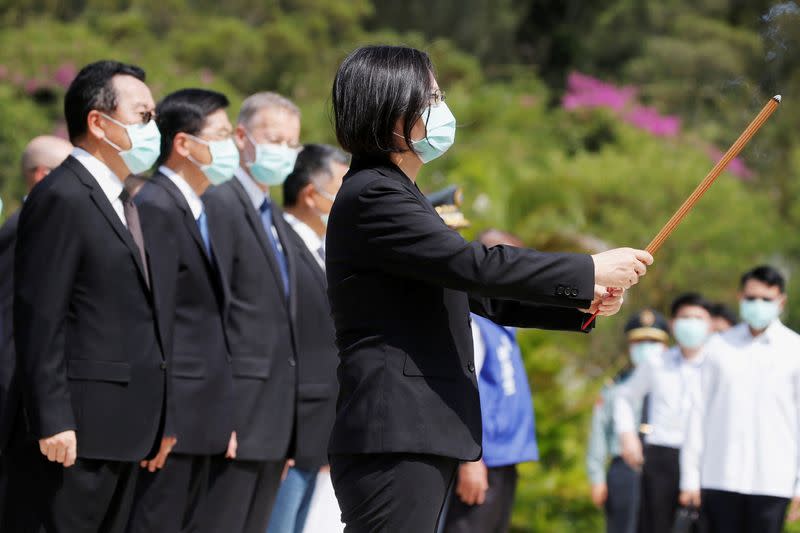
[680,265,800,533]
[202,92,304,533]
[126,88,237,533]
[6,61,164,532]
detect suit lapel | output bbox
[151,173,210,265]
[230,179,288,303]
[64,157,149,289]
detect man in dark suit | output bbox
[126,88,237,533]
[6,60,165,533]
[265,144,348,533]
[0,135,72,522]
[202,91,304,532]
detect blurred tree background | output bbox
[1,0,799,530]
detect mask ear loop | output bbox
[184,134,212,170]
[98,113,128,152]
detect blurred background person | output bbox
[0,134,72,522]
[708,302,738,333]
[202,91,305,532]
[587,309,670,533]
[681,266,800,533]
[266,143,348,533]
[614,293,712,533]
[442,228,543,533]
[127,88,237,533]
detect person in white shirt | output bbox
[615,293,712,533]
[268,144,348,533]
[680,265,800,533]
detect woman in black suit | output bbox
[326,45,653,532]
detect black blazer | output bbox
[135,172,234,455]
[281,224,339,469]
[13,156,165,461]
[325,159,597,461]
[0,211,19,452]
[203,178,297,461]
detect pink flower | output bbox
[54,63,77,89]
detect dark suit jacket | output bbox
[203,178,299,462]
[0,211,19,452]
[135,172,234,455]
[13,156,164,461]
[281,224,339,469]
[325,158,597,461]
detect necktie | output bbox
[197,211,212,257]
[259,199,289,296]
[119,189,150,288]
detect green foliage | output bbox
[1,1,800,530]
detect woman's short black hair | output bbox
[155,88,230,166]
[740,265,786,293]
[670,292,711,318]
[332,45,434,160]
[64,60,146,143]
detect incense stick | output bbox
[581,95,782,331]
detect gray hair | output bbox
[237,92,301,127]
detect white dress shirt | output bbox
[159,165,203,220]
[614,345,704,448]
[71,147,126,226]
[680,321,800,498]
[283,212,325,270]
[234,167,267,211]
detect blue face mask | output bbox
[396,102,457,164]
[101,113,161,175]
[740,299,780,330]
[629,341,665,367]
[673,318,710,349]
[245,132,299,186]
[187,135,239,185]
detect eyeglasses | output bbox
[246,130,302,150]
[430,90,446,106]
[138,110,156,125]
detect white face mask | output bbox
[629,341,665,366]
[245,131,299,186]
[100,113,161,175]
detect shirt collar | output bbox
[71,147,124,204]
[283,212,324,253]
[159,165,203,220]
[235,166,268,210]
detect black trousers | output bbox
[701,489,789,533]
[126,453,210,533]
[203,456,284,533]
[638,444,680,533]
[2,442,138,533]
[330,453,459,533]
[605,456,641,533]
[443,464,518,533]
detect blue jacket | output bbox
[473,314,539,467]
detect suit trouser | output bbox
[330,453,458,533]
[127,453,210,533]
[203,456,284,533]
[638,444,680,533]
[2,441,138,533]
[605,456,640,533]
[701,489,789,533]
[443,464,518,533]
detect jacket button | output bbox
[571,288,579,297]
[467,361,475,373]
[556,286,564,295]
[160,361,167,371]
[289,358,296,367]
